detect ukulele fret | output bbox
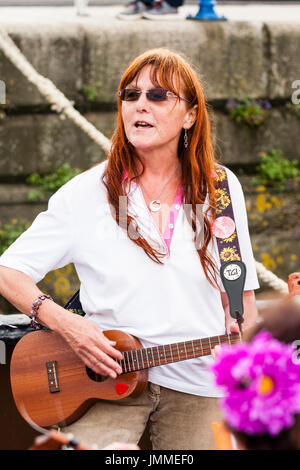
[141,349,148,368]
[200,339,204,356]
[169,344,174,363]
[156,346,161,366]
[132,350,137,368]
[138,348,144,370]
[191,340,195,358]
[183,342,188,359]
[123,351,130,373]
[157,345,165,365]
[176,343,180,361]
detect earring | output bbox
[184,129,188,149]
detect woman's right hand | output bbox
[55,311,123,379]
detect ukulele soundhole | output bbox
[86,367,109,382]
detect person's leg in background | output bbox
[117,0,184,20]
[117,0,154,20]
[142,0,183,19]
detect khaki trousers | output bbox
[63,383,223,450]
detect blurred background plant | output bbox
[251,149,300,190]
[226,97,271,127]
[82,81,102,102]
[286,102,300,119]
[26,163,82,201]
[0,219,30,255]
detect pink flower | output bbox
[211,331,300,436]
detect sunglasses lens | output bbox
[119,88,170,102]
[147,88,168,101]
[120,89,140,101]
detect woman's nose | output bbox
[136,91,150,111]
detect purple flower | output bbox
[263,99,272,110]
[211,331,300,436]
[226,99,237,110]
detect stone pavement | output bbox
[0,3,300,24]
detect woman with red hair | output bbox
[0,48,259,449]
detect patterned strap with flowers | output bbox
[212,166,242,264]
[212,166,246,329]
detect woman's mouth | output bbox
[134,121,154,129]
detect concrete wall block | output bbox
[0,25,85,107]
[82,21,267,103]
[0,111,115,176]
[266,23,300,99]
[215,106,300,165]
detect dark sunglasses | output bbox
[118,88,190,103]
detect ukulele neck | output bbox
[117,332,241,374]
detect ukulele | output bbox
[10,329,240,428]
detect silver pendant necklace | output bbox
[139,164,180,212]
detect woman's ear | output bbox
[183,105,198,129]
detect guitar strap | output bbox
[212,166,246,332]
[65,166,247,331]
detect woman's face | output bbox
[121,65,196,156]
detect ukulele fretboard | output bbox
[117,332,241,374]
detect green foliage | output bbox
[26,163,81,201]
[226,98,271,127]
[82,81,103,102]
[286,102,300,119]
[252,149,300,189]
[0,220,30,255]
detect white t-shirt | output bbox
[0,161,259,397]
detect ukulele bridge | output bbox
[46,361,60,393]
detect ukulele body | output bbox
[10,329,148,428]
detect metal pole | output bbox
[187,0,227,21]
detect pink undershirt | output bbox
[122,170,184,255]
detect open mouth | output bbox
[134,121,154,129]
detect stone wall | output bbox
[0,20,300,310]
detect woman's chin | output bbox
[129,139,158,152]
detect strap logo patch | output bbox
[223,263,242,281]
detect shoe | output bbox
[117,1,152,20]
[142,1,178,20]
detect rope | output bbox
[0,28,111,155]
[0,28,290,295]
[255,261,288,295]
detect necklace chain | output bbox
[138,164,180,212]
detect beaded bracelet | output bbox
[30,294,53,330]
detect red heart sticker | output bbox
[212,216,236,239]
[116,383,129,395]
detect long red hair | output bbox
[102,48,219,289]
